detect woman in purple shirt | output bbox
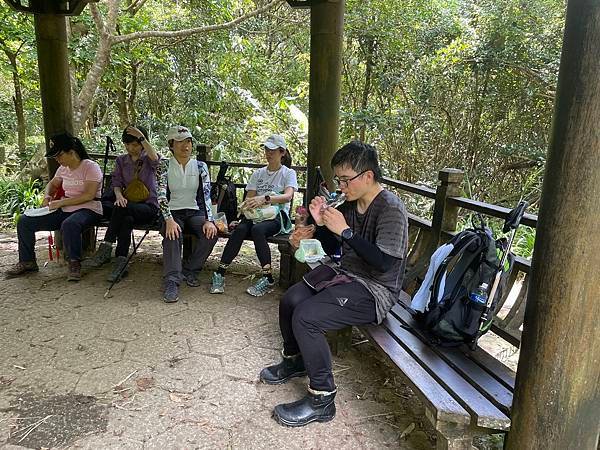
[89,125,160,282]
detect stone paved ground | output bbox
[0,231,442,449]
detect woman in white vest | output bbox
[156,125,217,303]
[210,134,298,297]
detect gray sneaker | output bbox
[246,276,275,297]
[163,280,179,303]
[88,242,113,268]
[210,272,225,294]
[107,256,128,283]
[185,273,201,287]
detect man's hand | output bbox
[165,218,181,240]
[203,221,217,239]
[114,193,128,208]
[308,196,327,226]
[322,206,349,236]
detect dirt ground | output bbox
[0,230,508,449]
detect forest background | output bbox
[0,0,564,252]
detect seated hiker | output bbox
[88,125,160,282]
[157,125,217,303]
[259,141,408,427]
[6,132,104,282]
[210,134,297,297]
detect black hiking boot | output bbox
[259,352,306,385]
[273,387,336,427]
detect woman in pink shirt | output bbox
[6,132,103,281]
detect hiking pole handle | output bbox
[503,201,528,233]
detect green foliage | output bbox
[0,176,43,224]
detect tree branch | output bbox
[111,0,284,45]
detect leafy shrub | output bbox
[0,177,43,225]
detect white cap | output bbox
[262,134,287,150]
[167,125,192,142]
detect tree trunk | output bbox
[359,37,375,142]
[2,49,27,167]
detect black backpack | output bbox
[210,162,238,223]
[418,224,514,347]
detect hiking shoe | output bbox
[246,276,275,297]
[107,256,128,283]
[185,272,201,287]
[163,280,179,303]
[67,260,82,282]
[210,272,225,294]
[273,388,336,427]
[5,261,39,278]
[88,242,112,268]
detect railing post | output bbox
[196,144,210,162]
[430,168,464,248]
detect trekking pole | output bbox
[104,228,150,299]
[472,201,528,347]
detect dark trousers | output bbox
[104,202,158,257]
[279,278,377,391]
[161,209,217,283]
[17,209,102,262]
[220,218,280,267]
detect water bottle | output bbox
[469,283,489,306]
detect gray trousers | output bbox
[161,209,217,284]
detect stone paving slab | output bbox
[0,232,439,449]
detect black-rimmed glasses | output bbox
[333,170,367,188]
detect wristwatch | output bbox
[264,195,271,204]
[138,136,145,144]
[341,227,354,240]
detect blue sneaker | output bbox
[246,276,275,297]
[210,272,225,294]
[163,280,179,303]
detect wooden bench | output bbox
[297,169,537,449]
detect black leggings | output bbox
[220,218,280,267]
[279,279,377,391]
[104,202,158,257]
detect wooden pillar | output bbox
[306,0,344,201]
[430,168,463,248]
[34,12,73,178]
[506,2,600,449]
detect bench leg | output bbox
[326,326,353,356]
[436,430,475,450]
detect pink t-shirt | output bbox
[54,159,103,215]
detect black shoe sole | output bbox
[260,370,307,385]
[272,411,335,427]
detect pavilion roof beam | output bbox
[5,0,98,16]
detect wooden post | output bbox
[430,168,463,248]
[33,12,73,179]
[196,144,210,162]
[505,2,600,449]
[306,0,344,201]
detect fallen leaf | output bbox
[135,376,155,391]
[400,422,416,439]
[169,392,192,403]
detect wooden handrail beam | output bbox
[447,197,538,228]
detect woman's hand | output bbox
[244,196,266,209]
[42,197,51,207]
[308,196,327,226]
[48,199,63,210]
[114,193,128,208]
[126,126,145,142]
[165,218,181,240]
[322,206,349,236]
[203,221,218,239]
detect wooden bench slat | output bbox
[381,314,511,430]
[392,302,517,391]
[363,325,471,427]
